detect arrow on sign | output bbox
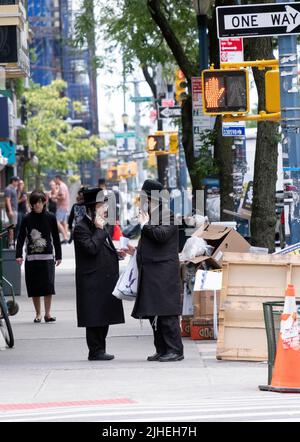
[159,106,182,119]
[224,5,300,33]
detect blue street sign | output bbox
[115,132,136,139]
[222,124,246,137]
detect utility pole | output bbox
[156,64,169,189]
[278,0,300,244]
[133,80,144,186]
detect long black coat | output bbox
[132,208,182,319]
[73,216,125,327]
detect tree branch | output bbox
[141,65,157,98]
[147,0,196,79]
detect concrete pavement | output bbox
[0,244,299,421]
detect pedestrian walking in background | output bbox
[67,188,86,244]
[16,191,62,323]
[4,175,20,248]
[73,188,125,361]
[47,179,59,215]
[54,175,70,244]
[15,179,28,240]
[125,179,183,362]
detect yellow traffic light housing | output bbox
[202,69,249,115]
[175,69,188,104]
[265,70,280,114]
[169,133,179,154]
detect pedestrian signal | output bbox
[107,167,118,182]
[202,69,249,115]
[147,135,165,152]
[175,69,188,104]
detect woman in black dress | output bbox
[16,191,62,323]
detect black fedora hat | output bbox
[83,188,108,206]
[141,179,163,196]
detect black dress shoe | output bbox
[158,352,184,362]
[44,316,56,323]
[88,353,115,361]
[147,352,163,361]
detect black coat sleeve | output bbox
[49,214,62,260]
[68,204,75,231]
[15,216,27,258]
[142,224,177,243]
[74,223,108,256]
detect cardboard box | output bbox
[190,318,214,340]
[181,317,192,337]
[193,290,221,318]
[187,225,250,269]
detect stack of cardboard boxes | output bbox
[180,224,250,340]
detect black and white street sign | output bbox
[158,106,182,119]
[217,2,300,38]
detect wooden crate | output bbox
[217,252,300,362]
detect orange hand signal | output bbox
[205,77,225,109]
[148,136,157,151]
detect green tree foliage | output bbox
[74,0,198,76]
[24,80,105,177]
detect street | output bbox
[0,245,298,422]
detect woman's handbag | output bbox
[113,251,138,301]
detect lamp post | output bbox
[193,0,211,215]
[122,112,129,155]
[192,0,211,72]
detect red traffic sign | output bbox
[161,99,175,107]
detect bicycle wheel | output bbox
[0,294,14,348]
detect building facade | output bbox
[28,0,99,186]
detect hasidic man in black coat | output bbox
[73,188,125,361]
[126,180,184,362]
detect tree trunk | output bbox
[214,116,235,220]
[208,0,235,220]
[245,37,278,251]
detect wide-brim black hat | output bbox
[141,179,163,197]
[83,188,108,206]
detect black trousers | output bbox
[86,326,109,357]
[148,316,183,356]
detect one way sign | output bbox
[158,106,182,119]
[217,2,300,39]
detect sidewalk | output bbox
[0,244,268,408]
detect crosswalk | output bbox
[1,395,300,422]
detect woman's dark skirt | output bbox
[25,260,55,297]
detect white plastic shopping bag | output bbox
[113,251,138,301]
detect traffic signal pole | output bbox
[278,0,300,244]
